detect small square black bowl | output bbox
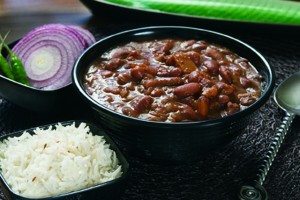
[0,41,81,113]
[0,120,129,200]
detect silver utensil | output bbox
[238,72,300,200]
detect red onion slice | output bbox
[67,25,96,46]
[25,46,61,81]
[12,24,95,90]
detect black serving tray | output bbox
[0,120,129,200]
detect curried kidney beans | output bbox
[197,96,209,119]
[174,83,201,98]
[84,39,262,122]
[173,53,198,74]
[157,66,182,77]
[218,95,230,105]
[202,85,218,99]
[219,65,232,84]
[104,58,125,70]
[203,60,219,75]
[131,96,153,114]
[142,77,183,88]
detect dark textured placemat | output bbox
[0,17,300,200]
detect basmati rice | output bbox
[0,123,122,198]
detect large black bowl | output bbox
[73,26,275,162]
[0,120,129,200]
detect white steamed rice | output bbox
[0,123,122,198]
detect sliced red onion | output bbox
[12,24,95,90]
[24,45,61,81]
[67,25,96,46]
[13,25,84,57]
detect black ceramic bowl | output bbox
[73,26,275,162]
[0,120,129,200]
[0,41,80,113]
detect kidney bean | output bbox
[229,63,245,77]
[197,96,209,119]
[218,95,230,104]
[219,65,232,84]
[185,51,201,66]
[234,58,248,63]
[142,77,183,88]
[202,85,218,99]
[206,47,223,60]
[145,66,158,76]
[181,40,196,49]
[165,55,176,66]
[203,60,219,75]
[104,58,125,70]
[161,40,175,53]
[149,109,169,121]
[227,102,240,115]
[151,88,165,97]
[225,54,237,62]
[122,107,138,117]
[120,89,129,98]
[191,41,207,51]
[125,82,135,91]
[180,96,197,109]
[174,53,197,73]
[130,66,146,81]
[216,82,235,95]
[170,113,184,122]
[242,77,261,89]
[238,61,251,70]
[154,53,166,62]
[188,71,211,83]
[144,87,154,95]
[174,83,201,98]
[106,95,114,103]
[240,77,252,88]
[100,70,113,78]
[131,96,153,113]
[152,40,174,54]
[116,72,132,85]
[180,105,197,120]
[127,50,141,60]
[188,71,202,83]
[110,47,134,59]
[103,87,121,95]
[200,78,215,87]
[209,101,221,111]
[157,67,182,77]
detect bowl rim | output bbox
[73,26,275,127]
[0,120,129,200]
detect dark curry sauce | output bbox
[84,39,262,122]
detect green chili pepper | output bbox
[0,34,14,80]
[0,35,30,86]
